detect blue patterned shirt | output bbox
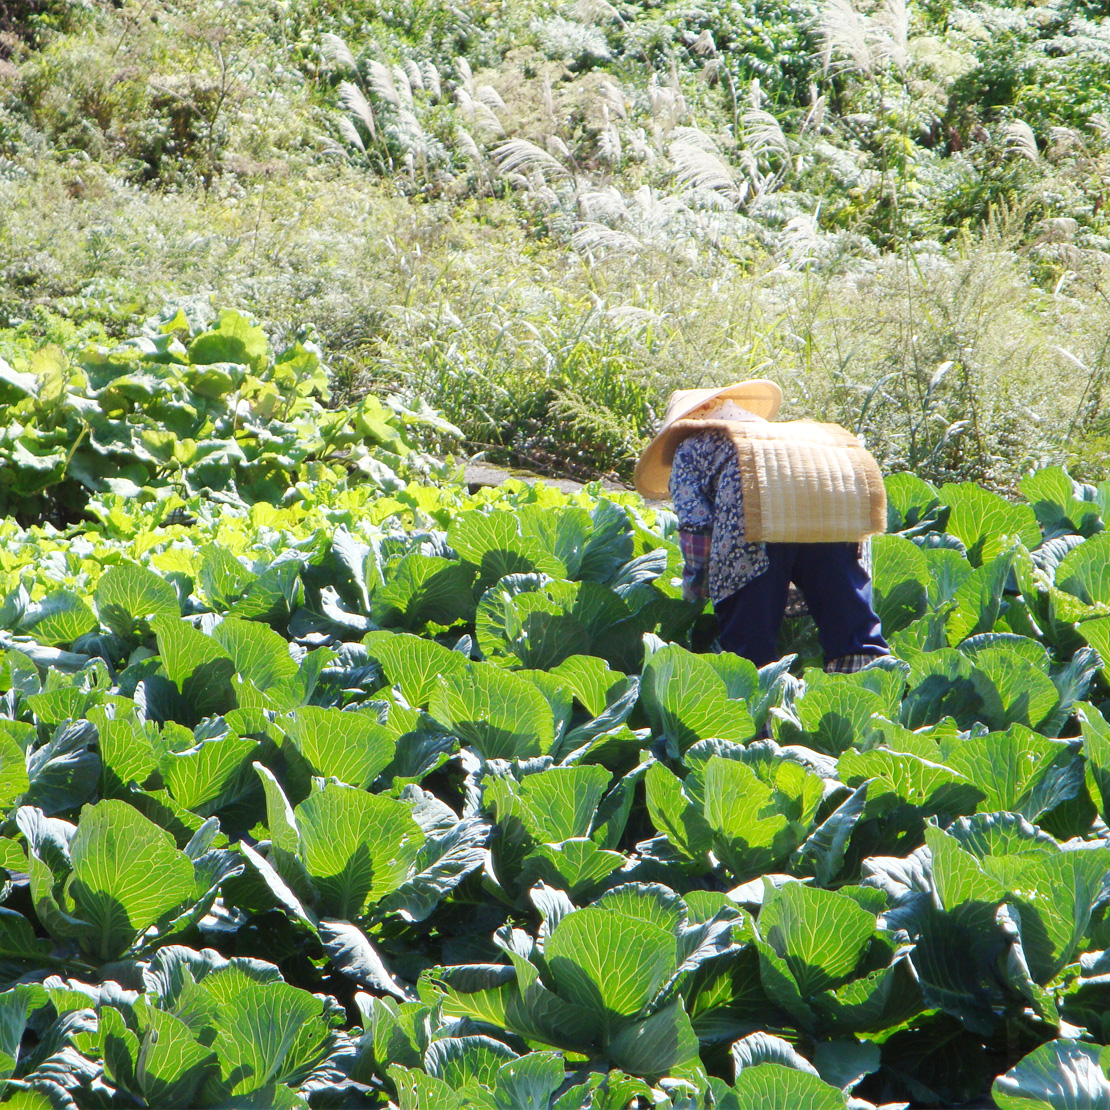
[669,430,769,602]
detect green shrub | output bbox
[0,305,457,525]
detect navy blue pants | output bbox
[714,542,889,667]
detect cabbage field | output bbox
[4,313,1110,1108]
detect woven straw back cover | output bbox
[667,418,887,543]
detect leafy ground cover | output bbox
[0,305,458,526]
[0,448,1109,1105]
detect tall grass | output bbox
[1,0,1109,486]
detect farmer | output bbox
[634,379,890,673]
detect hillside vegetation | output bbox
[1,0,1109,486]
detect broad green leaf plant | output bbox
[0,466,1107,1104]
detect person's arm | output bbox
[677,528,711,602]
[669,436,716,603]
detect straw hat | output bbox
[634,379,782,498]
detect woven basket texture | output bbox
[664,418,886,543]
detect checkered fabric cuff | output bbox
[678,529,711,601]
[825,653,882,674]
